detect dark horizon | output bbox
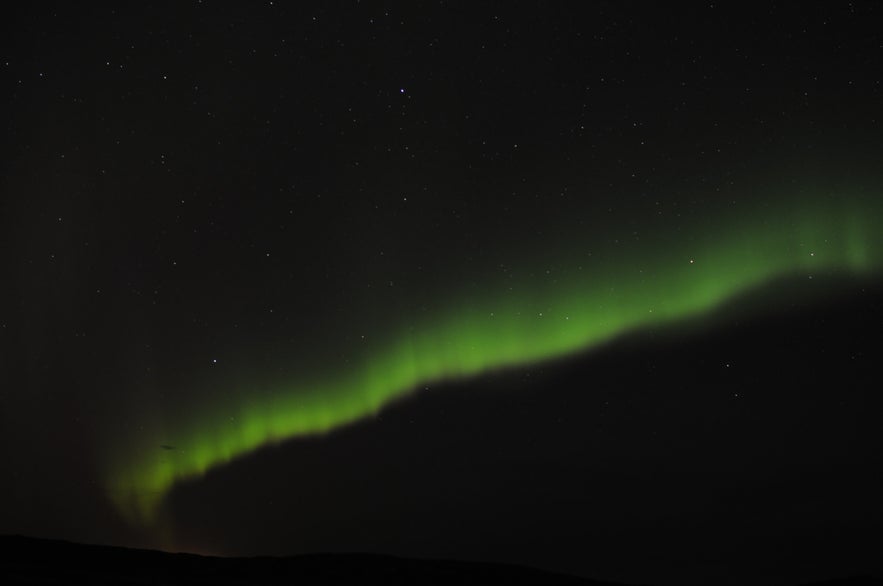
[2,533,882,586]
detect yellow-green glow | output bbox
[105,194,883,524]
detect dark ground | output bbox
[0,534,613,586]
[2,535,882,586]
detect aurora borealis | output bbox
[106,193,883,522]
[5,3,883,584]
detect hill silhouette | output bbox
[3,535,883,585]
[0,534,620,585]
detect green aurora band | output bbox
[106,194,883,524]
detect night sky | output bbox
[3,2,883,584]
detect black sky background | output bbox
[2,2,883,585]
